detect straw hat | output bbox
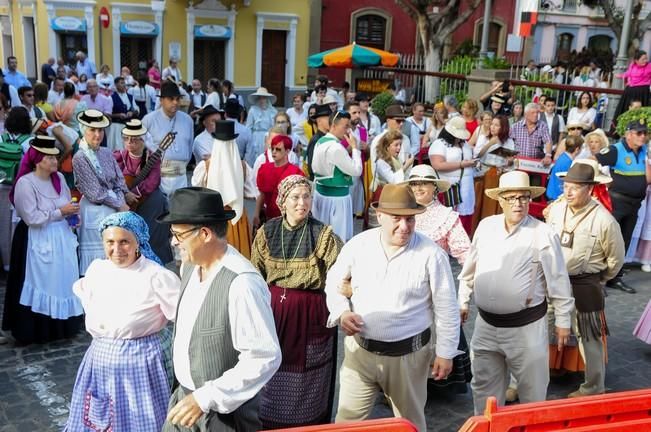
[247,87,277,105]
[405,164,451,192]
[556,159,612,185]
[30,135,59,155]
[485,170,546,200]
[121,119,147,136]
[370,183,426,216]
[322,95,338,105]
[77,109,111,129]
[444,116,470,140]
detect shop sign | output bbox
[120,21,159,36]
[51,16,86,32]
[194,25,232,40]
[355,78,392,94]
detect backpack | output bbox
[0,133,29,185]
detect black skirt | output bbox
[1,221,83,345]
[613,85,651,121]
[427,327,472,397]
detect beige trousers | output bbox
[335,336,434,432]
[470,315,549,414]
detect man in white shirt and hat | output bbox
[143,80,194,196]
[326,183,460,432]
[458,170,574,414]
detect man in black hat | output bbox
[223,99,253,164]
[143,80,194,196]
[596,119,651,293]
[160,187,281,432]
[546,159,624,398]
[305,103,332,180]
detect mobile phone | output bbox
[501,81,510,93]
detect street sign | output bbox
[99,7,110,29]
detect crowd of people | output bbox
[0,49,649,432]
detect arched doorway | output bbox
[556,32,573,62]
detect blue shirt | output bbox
[4,70,31,89]
[142,109,194,162]
[546,152,573,200]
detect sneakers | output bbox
[642,264,651,273]
[505,387,518,402]
[568,389,604,398]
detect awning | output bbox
[194,24,232,40]
[120,21,159,36]
[51,16,87,33]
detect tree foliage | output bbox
[587,0,651,56]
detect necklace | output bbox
[279,220,308,303]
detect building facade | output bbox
[0,0,313,105]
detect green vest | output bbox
[313,136,352,197]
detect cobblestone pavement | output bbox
[0,258,649,431]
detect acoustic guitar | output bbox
[123,131,176,209]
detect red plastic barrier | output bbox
[459,389,651,431]
[268,418,418,431]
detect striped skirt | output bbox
[64,328,173,431]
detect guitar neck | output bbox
[130,132,175,188]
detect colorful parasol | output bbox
[307,42,400,69]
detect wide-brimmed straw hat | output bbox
[556,159,612,185]
[370,183,426,216]
[405,164,451,192]
[30,135,59,155]
[77,109,111,129]
[247,87,277,105]
[157,187,236,224]
[322,95,338,105]
[444,116,470,140]
[121,119,147,136]
[485,170,546,200]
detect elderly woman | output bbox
[405,164,472,397]
[429,116,476,235]
[246,87,278,163]
[73,109,130,275]
[251,175,342,429]
[65,212,180,432]
[113,119,173,264]
[2,136,83,345]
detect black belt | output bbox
[354,328,430,357]
[478,301,547,328]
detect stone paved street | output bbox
[0,262,649,431]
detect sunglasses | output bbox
[391,118,405,124]
[567,127,582,131]
[633,130,648,136]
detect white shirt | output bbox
[142,109,194,162]
[374,158,405,185]
[458,215,574,328]
[567,107,596,129]
[206,92,223,110]
[286,107,307,131]
[371,129,410,175]
[191,91,206,109]
[406,116,431,156]
[325,228,461,359]
[312,133,363,180]
[543,112,566,137]
[162,66,181,83]
[428,138,473,183]
[47,89,63,105]
[172,246,281,413]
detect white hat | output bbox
[404,164,451,192]
[541,65,554,74]
[322,95,338,105]
[247,87,277,105]
[444,116,470,140]
[485,170,546,200]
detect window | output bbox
[355,14,386,50]
[476,22,502,55]
[588,35,612,52]
[556,33,573,62]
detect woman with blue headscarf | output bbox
[65,211,181,432]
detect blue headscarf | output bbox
[99,211,163,266]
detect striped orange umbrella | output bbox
[308,42,400,68]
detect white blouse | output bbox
[73,256,181,339]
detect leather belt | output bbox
[354,328,430,357]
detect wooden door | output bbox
[261,30,286,106]
[120,37,154,76]
[194,39,226,84]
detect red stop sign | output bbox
[99,7,110,29]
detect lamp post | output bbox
[478,0,493,66]
[606,0,634,129]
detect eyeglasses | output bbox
[170,226,200,242]
[567,127,582,131]
[634,130,648,136]
[499,195,531,205]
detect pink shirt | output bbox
[620,62,651,87]
[414,199,471,265]
[73,256,181,339]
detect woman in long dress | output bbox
[65,211,180,431]
[405,164,473,397]
[72,109,130,274]
[251,175,342,429]
[113,119,173,264]
[246,87,278,163]
[2,135,83,344]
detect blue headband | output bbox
[99,211,163,266]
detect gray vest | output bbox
[541,113,561,146]
[174,264,260,431]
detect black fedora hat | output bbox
[198,104,223,122]
[157,187,236,224]
[310,104,332,120]
[224,99,242,118]
[159,80,182,98]
[212,120,239,141]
